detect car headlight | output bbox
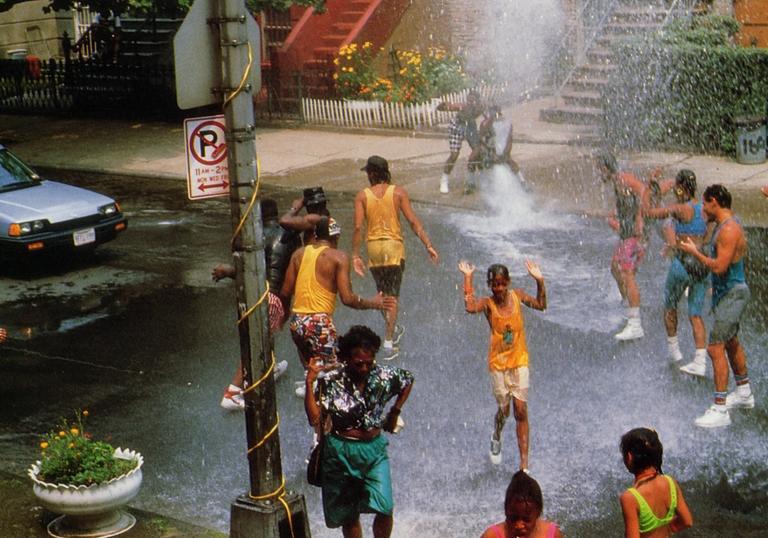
[8,220,46,236]
[99,202,120,216]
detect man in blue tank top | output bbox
[679,184,754,428]
[643,170,711,375]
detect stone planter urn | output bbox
[27,448,144,538]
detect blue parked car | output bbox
[0,144,126,257]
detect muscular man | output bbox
[597,152,647,340]
[679,184,754,428]
[643,170,711,374]
[281,217,394,397]
[352,155,440,360]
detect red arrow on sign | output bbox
[199,181,230,191]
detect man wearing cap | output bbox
[279,186,331,242]
[352,155,440,360]
[281,216,395,397]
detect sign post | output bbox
[175,1,309,536]
[184,115,230,200]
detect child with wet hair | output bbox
[481,470,562,538]
[458,260,546,470]
[619,428,693,537]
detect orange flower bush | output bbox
[334,44,471,103]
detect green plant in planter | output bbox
[37,409,136,486]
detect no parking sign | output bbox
[184,115,230,200]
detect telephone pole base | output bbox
[230,491,311,538]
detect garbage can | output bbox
[734,115,767,165]
[6,48,27,60]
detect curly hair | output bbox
[338,325,382,359]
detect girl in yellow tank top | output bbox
[458,260,547,471]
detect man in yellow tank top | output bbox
[458,260,547,471]
[352,156,440,361]
[281,217,395,397]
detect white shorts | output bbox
[490,367,529,407]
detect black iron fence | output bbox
[0,57,178,118]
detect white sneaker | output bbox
[614,320,644,341]
[668,347,683,363]
[380,346,400,361]
[726,390,755,409]
[220,388,244,411]
[489,436,502,465]
[273,360,288,380]
[679,360,706,377]
[694,405,731,428]
[392,325,405,346]
[439,177,449,194]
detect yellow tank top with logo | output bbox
[292,245,337,314]
[486,291,529,371]
[364,185,405,267]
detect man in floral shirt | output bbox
[304,325,413,537]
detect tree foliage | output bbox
[604,15,768,156]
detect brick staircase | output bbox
[301,1,376,96]
[274,0,409,100]
[540,0,676,126]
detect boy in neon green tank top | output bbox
[619,428,693,537]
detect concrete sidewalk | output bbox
[0,471,225,537]
[1,97,767,220]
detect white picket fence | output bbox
[301,85,508,130]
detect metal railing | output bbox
[552,0,619,101]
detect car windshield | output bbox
[0,148,39,190]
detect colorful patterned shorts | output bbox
[289,312,337,364]
[612,237,645,273]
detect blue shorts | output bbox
[321,434,392,528]
[663,257,707,317]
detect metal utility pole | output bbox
[199,0,310,536]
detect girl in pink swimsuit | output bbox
[481,470,562,538]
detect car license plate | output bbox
[73,228,96,246]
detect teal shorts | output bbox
[321,434,392,528]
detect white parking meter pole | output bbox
[217,0,310,536]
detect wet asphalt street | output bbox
[1,169,767,537]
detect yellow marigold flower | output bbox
[399,68,407,75]
[333,58,339,65]
[40,441,48,449]
[70,428,79,436]
[346,56,352,61]
[363,41,372,48]
[59,431,66,437]
[82,410,89,417]
[333,73,339,80]
[68,442,74,448]
[348,67,354,73]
